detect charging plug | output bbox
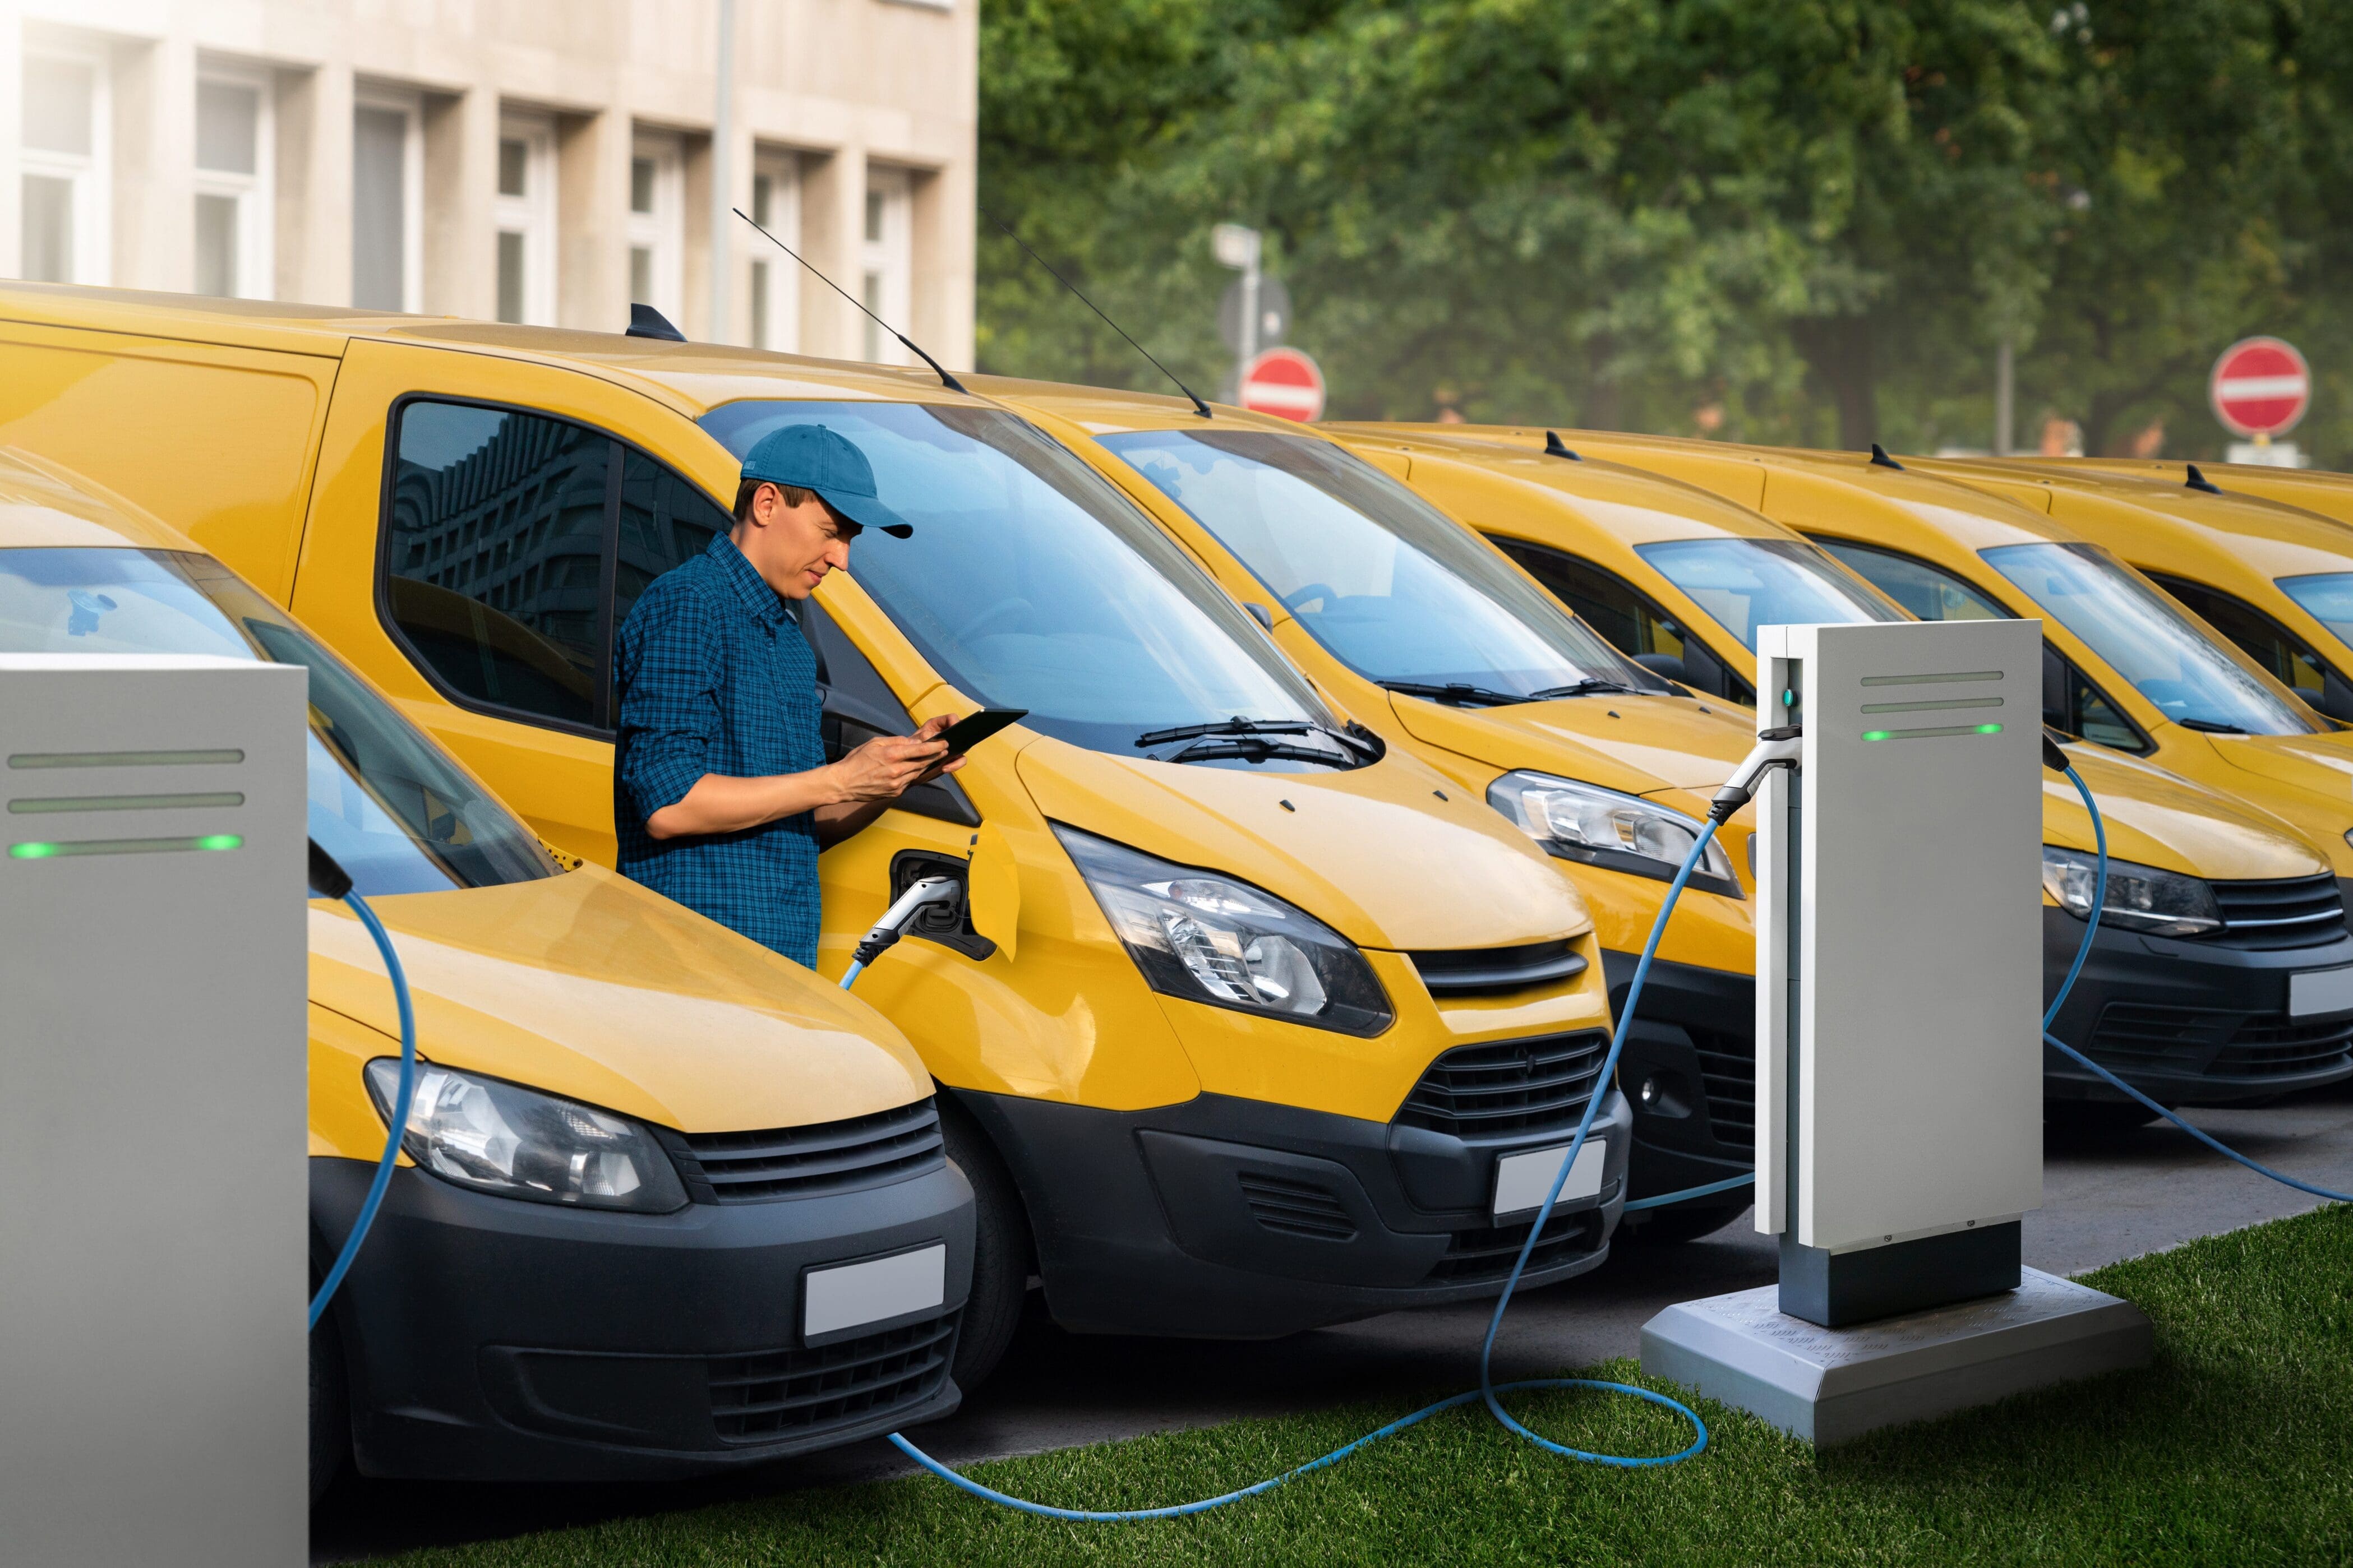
[1710,726,1802,823]
[310,839,354,899]
[852,876,964,966]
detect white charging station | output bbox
[1,655,308,1566]
[1641,622,2151,1446]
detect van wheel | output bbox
[1616,1198,1749,1246]
[310,1312,349,1504]
[939,1101,1031,1397]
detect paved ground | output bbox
[312,1083,2353,1564]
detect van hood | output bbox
[1014,736,1590,951]
[2048,743,2327,881]
[1387,690,1757,824]
[2198,730,2353,874]
[307,863,931,1134]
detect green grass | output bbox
[365,1208,2353,1566]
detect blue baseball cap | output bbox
[739,423,915,538]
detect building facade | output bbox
[2,0,977,366]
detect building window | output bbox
[194,67,273,299]
[352,89,424,311]
[859,166,910,363]
[495,112,556,325]
[627,131,683,321]
[748,151,799,351]
[19,44,110,285]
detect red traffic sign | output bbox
[1240,347,1325,422]
[2210,336,2310,438]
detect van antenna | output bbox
[980,204,1212,420]
[732,207,968,395]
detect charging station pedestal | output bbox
[1640,622,2150,1446]
[1,655,308,1565]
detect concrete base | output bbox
[1639,1267,2152,1447]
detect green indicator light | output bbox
[1862,730,1893,742]
[195,834,243,851]
[10,841,59,859]
[1975,723,2003,734]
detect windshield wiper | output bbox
[1135,717,1321,748]
[1161,737,1347,767]
[1377,680,1530,707]
[1523,678,1651,700]
[2175,717,2249,734]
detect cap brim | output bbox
[818,489,916,540]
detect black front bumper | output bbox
[2041,909,2353,1106]
[954,1084,1630,1339]
[1600,952,1758,1217]
[312,1155,974,1482]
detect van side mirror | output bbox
[1632,651,1688,685]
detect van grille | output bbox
[2085,1003,2353,1080]
[707,1312,958,1443]
[1691,1028,1756,1154]
[1238,1173,1358,1242]
[662,1100,944,1204]
[2208,875,2346,950]
[1427,1209,1604,1283]
[1395,1031,1608,1139]
[2212,1014,2353,1077]
[1409,939,1588,996]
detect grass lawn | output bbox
[362,1206,2353,1566]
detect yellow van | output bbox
[969,382,1769,1239]
[1335,427,2353,1115]
[0,286,1623,1390]
[0,447,972,1490]
[1941,457,2353,719]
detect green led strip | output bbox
[1862,724,2004,741]
[10,833,243,860]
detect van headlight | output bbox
[2041,847,2222,938]
[365,1060,689,1213]
[1054,825,1393,1035]
[1487,770,1741,896]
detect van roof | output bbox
[0,446,199,553]
[0,282,988,417]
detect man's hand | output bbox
[825,714,964,804]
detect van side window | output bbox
[799,597,980,827]
[2146,572,2353,721]
[615,448,730,629]
[1486,535,1753,704]
[386,400,612,729]
[2045,645,2151,752]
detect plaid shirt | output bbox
[613,533,827,967]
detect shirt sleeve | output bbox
[615,584,721,822]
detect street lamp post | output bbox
[1211,222,1262,401]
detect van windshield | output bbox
[0,548,557,894]
[1635,537,1904,650]
[1099,429,1669,702]
[699,401,1347,761]
[1982,542,2319,736]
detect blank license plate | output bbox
[1493,1142,1605,1221]
[804,1245,945,1340]
[2290,966,2353,1018]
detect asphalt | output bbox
[311,1080,2353,1564]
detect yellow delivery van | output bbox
[1335,425,2353,1116]
[0,447,972,1490]
[0,285,1626,1393]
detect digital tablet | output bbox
[936,707,1028,756]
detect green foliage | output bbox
[976,1,2353,465]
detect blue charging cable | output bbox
[308,846,421,1332]
[852,824,1725,1519]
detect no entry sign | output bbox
[2210,336,2310,438]
[1240,347,1325,422]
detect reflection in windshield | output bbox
[2278,573,2353,651]
[1814,536,2012,622]
[1636,537,1904,650]
[0,548,556,893]
[1099,429,1665,700]
[1983,542,2318,736]
[699,402,1342,758]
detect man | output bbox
[613,423,960,967]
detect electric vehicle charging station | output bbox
[1642,621,2153,1446]
[1,654,307,1566]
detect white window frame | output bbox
[19,38,113,286]
[352,84,425,312]
[627,129,684,323]
[193,59,275,300]
[494,109,557,325]
[748,149,800,352]
[859,165,911,364]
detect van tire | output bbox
[1615,1198,1748,1246]
[940,1100,1031,1397]
[310,1313,348,1504]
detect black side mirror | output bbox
[1632,652,1688,685]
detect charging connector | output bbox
[1709,725,1801,822]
